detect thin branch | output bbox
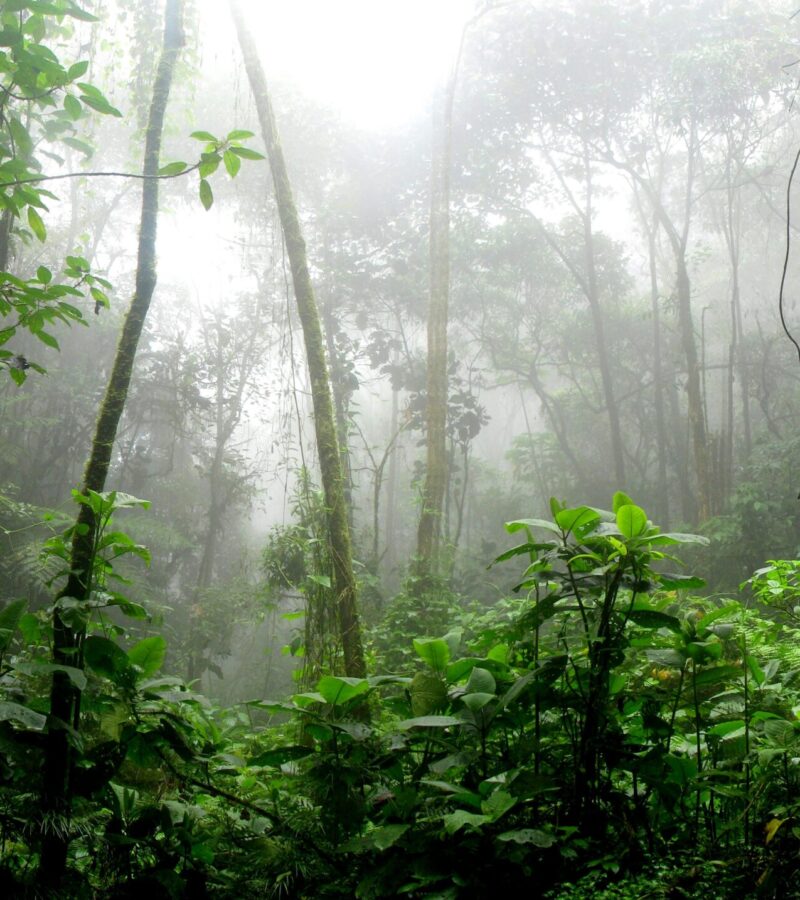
[0,161,202,191]
[778,146,800,365]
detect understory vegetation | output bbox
[3,492,800,897]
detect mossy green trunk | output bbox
[415,82,452,586]
[230,0,365,678]
[40,1,184,883]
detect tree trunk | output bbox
[582,169,625,488]
[645,220,670,527]
[230,0,365,678]
[674,256,710,521]
[415,81,451,584]
[40,0,184,885]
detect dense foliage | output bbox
[2,0,800,896]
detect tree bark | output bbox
[415,80,452,584]
[230,0,365,678]
[40,0,184,885]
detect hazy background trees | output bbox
[2,0,799,698]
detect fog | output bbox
[3,0,799,697]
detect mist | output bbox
[1,1,800,896]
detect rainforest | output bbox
[2,1,800,897]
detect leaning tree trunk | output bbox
[40,1,184,884]
[230,0,365,678]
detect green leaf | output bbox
[0,599,26,653]
[230,146,266,161]
[62,136,94,157]
[763,719,797,748]
[612,491,634,513]
[16,661,86,691]
[63,93,82,120]
[226,129,255,140]
[27,207,46,242]
[658,573,706,591]
[465,666,496,695]
[413,637,450,672]
[691,664,741,687]
[307,574,331,588]
[18,613,40,645]
[647,532,709,546]
[443,810,489,833]
[223,149,241,177]
[556,506,600,535]
[410,670,447,716]
[0,701,46,731]
[34,330,59,349]
[397,715,462,729]
[199,153,220,178]
[707,719,746,738]
[746,654,765,687]
[616,503,647,539]
[158,161,188,176]
[462,692,494,712]
[482,789,516,821]
[67,60,90,80]
[198,178,213,211]
[127,636,166,678]
[627,609,682,632]
[498,828,555,848]
[78,93,122,117]
[505,517,560,536]
[84,635,131,684]
[190,130,218,142]
[316,674,370,706]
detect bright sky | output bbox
[230,0,476,130]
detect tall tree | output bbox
[230,0,366,678]
[40,0,184,883]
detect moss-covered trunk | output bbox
[230,0,365,679]
[415,79,452,586]
[40,1,184,884]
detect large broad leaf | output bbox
[627,609,682,633]
[482,790,516,821]
[498,828,555,848]
[316,675,371,706]
[410,671,447,716]
[0,701,46,730]
[15,661,86,691]
[763,718,797,748]
[706,720,746,739]
[465,666,496,695]
[461,692,495,712]
[0,599,26,653]
[616,504,648,539]
[556,506,600,535]
[84,635,132,684]
[397,715,462,730]
[128,636,166,678]
[658,573,706,591]
[443,810,489,833]
[641,532,709,547]
[505,518,560,536]
[342,824,410,854]
[691,664,741,687]
[413,638,450,672]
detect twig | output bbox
[778,146,800,365]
